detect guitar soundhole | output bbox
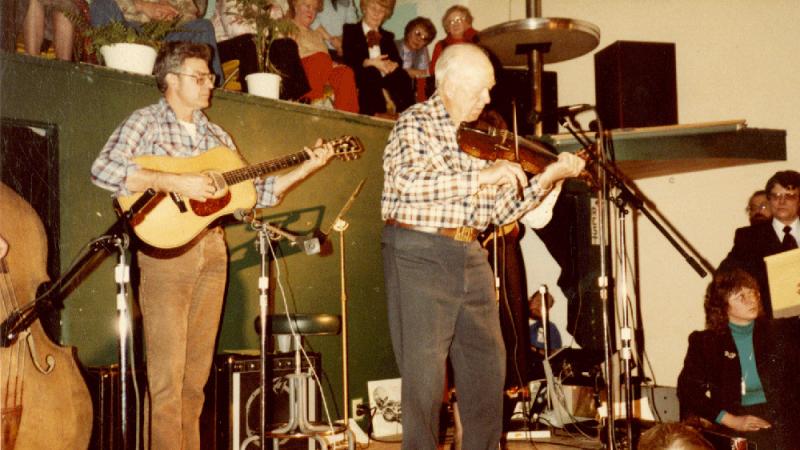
[190,191,231,217]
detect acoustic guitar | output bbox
[115,136,364,249]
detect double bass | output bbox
[0,182,92,449]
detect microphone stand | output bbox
[560,117,707,279]
[235,210,275,450]
[324,179,365,444]
[561,114,708,449]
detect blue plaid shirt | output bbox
[91,98,277,207]
[381,93,551,229]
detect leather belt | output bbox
[386,219,479,242]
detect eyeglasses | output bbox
[768,191,799,202]
[413,29,431,41]
[447,15,467,25]
[172,72,216,86]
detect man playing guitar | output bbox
[90,41,334,449]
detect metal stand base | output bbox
[264,368,354,450]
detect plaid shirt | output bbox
[91,98,278,207]
[381,94,551,230]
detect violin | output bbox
[456,122,594,184]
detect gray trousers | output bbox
[382,224,505,450]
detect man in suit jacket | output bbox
[342,0,413,116]
[719,170,800,317]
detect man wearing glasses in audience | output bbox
[90,42,333,449]
[720,170,800,317]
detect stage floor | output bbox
[344,423,605,449]
[351,432,603,450]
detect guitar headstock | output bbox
[328,135,365,161]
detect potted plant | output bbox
[71,16,181,75]
[227,0,296,97]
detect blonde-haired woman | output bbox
[289,0,358,112]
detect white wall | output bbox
[441,0,799,386]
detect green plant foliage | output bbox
[68,14,183,62]
[227,0,296,73]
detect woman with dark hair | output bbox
[396,16,436,79]
[677,268,800,449]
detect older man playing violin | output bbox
[380,43,584,449]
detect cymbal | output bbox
[478,17,600,67]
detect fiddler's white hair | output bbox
[434,43,492,90]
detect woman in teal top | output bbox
[677,268,800,449]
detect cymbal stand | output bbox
[526,0,545,137]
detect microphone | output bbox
[556,104,594,125]
[294,234,321,255]
[235,209,320,255]
[261,221,321,256]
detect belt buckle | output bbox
[453,226,477,242]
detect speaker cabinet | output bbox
[200,352,321,450]
[594,41,677,130]
[533,181,614,352]
[83,365,144,450]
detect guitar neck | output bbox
[223,150,310,185]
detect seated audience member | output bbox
[22,0,75,60]
[677,268,800,449]
[529,290,561,354]
[719,170,800,317]
[638,423,713,450]
[89,0,224,84]
[341,0,413,116]
[289,0,358,112]
[311,0,357,60]
[395,16,434,103]
[746,189,771,225]
[212,0,309,98]
[429,4,477,74]
[395,16,435,79]
[211,0,275,91]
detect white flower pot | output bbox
[246,72,281,99]
[100,43,157,75]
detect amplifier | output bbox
[200,351,321,450]
[83,365,145,450]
